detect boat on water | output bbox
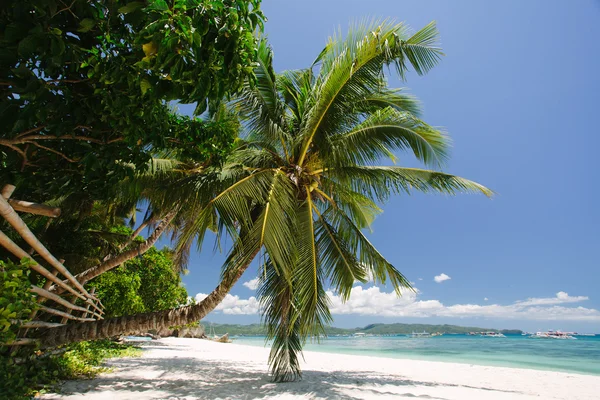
[479,331,505,337]
[467,331,505,337]
[410,331,432,338]
[530,330,576,340]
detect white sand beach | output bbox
[41,337,600,400]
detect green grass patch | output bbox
[52,340,142,379]
[1,340,141,399]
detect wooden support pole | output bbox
[8,200,61,218]
[38,306,95,322]
[0,230,85,301]
[0,196,96,301]
[30,286,103,319]
[1,184,15,199]
[10,338,39,346]
[17,321,65,329]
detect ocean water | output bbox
[234,334,600,376]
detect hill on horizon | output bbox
[202,322,523,336]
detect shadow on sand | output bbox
[45,341,526,400]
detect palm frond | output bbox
[358,88,422,117]
[324,206,411,292]
[255,169,298,274]
[258,257,303,382]
[233,39,289,152]
[314,207,366,300]
[297,19,443,166]
[327,108,449,167]
[328,166,493,202]
[277,69,315,134]
[291,195,332,336]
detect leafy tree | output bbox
[0,0,265,200]
[92,247,188,318]
[38,20,491,384]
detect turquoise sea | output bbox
[234,334,600,376]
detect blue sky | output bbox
[170,0,600,332]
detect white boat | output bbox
[530,330,576,340]
[410,331,432,338]
[479,331,505,337]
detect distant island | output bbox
[203,322,523,336]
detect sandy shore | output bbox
[41,337,600,400]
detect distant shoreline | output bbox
[204,321,525,336]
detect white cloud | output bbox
[195,293,260,315]
[194,287,599,322]
[243,278,260,291]
[325,287,598,321]
[418,278,423,281]
[515,291,589,307]
[484,298,489,301]
[434,273,451,283]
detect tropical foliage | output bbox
[0,0,264,200]
[0,259,37,347]
[92,247,188,318]
[148,20,492,381]
[0,339,140,400]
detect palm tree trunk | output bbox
[73,209,176,284]
[39,248,259,348]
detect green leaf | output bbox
[118,2,145,14]
[147,0,169,11]
[140,78,151,95]
[77,18,96,33]
[51,37,65,56]
[17,35,38,56]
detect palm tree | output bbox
[40,20,491,382]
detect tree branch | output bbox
[0,135,123,146]
[14,126,46,139]
[73,209,178,284]
[27,142,78,163]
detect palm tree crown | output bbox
[164,19,492,382]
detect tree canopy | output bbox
[0,0,265,199]
[92,247,188,318]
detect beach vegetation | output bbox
[0,339,140,400]
[1,0,265,200]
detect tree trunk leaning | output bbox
[39,248,259,348]
[73,210,176,284]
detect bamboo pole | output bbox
[21,269,60,340]
[0,230,85,300]
[8,200,61,218]
[10,338,39,346]
[1,184,15,199]
[0,196,99,302]
[19,321,65,329]
[0,230,103,315]
[38,306,95,322]
[79,287,98,321]
[30,286,103,319]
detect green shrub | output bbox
[0,259,37,346]
[0,340,141,399]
